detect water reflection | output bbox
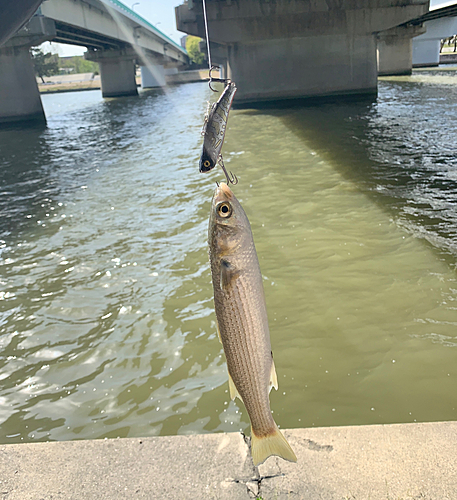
[0,75,457,444]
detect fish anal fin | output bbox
[220,259,240,291]
[250,426,297,467]
[228,371,242,401]
[269,359,278,393]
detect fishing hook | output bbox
[219,156,238,185]
[208,65,221,92]
[208,66,232,92]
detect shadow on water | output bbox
[245,78,457,267]
[0,123,56,241]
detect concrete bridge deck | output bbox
[0,0,188,124]
[1,421,456,499]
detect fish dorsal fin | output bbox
[228,371,242,401]
[220,259,240,291]
[269,359,278,393]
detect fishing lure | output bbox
[199,81,238,184]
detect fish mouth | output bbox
[215,182,234,201]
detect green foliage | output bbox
[30,48,59,83]
[59,56,99,74]
[186,35,205,65]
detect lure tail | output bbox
[250,425,297,466]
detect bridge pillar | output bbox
[227,35,378,104]
[377,25,426,76]
[176,0,428,105]
[412,17,457,67]
[413,38,441,67]
[0,16,55,124]
[86,49,138,98]
[141,64,165,88]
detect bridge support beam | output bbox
[86,49,138,98]
[176,0,428,105]
[0,16,55,125]
[377,25,426,76]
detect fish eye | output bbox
[217,202,232,218]
[204,160,211,168]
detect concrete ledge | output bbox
[440,53,457,64]
[165,69,212,85]
[1,422,456,499]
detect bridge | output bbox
[176,0,429,106]
[0,0,188,124]
[410,3,457,67]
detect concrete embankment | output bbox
[440,53,457,65]
[37,70,211,94]
[0,421,456,499]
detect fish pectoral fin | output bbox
[228,371,242,401]
[269,359,278,393]
[216,319,222,344]
[220,259,240,291]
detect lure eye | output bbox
[204,160,211,168]
[217,202,232,218]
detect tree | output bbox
[59,56,99,75]
[186,35,205,66]
[30,48,59,83]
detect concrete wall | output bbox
[165,69,213,85]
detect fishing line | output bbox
[202,0,223,91]
[202,0,213,73]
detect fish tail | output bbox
[250,425,297,466]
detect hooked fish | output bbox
[200,81,237,173]
[208,183,297,467]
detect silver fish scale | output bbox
[212,233,276,437]
[209,185,297,465]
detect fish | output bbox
[199,81,237,173]
[208,182,297,467]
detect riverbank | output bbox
[37,70,212,93]
[1,421,455,499]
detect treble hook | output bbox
[219,156,238,186]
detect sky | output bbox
[41,0,186,57]
[41,0,455,57]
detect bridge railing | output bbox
[103,0,187,54]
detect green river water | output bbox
[0,70,457,443]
